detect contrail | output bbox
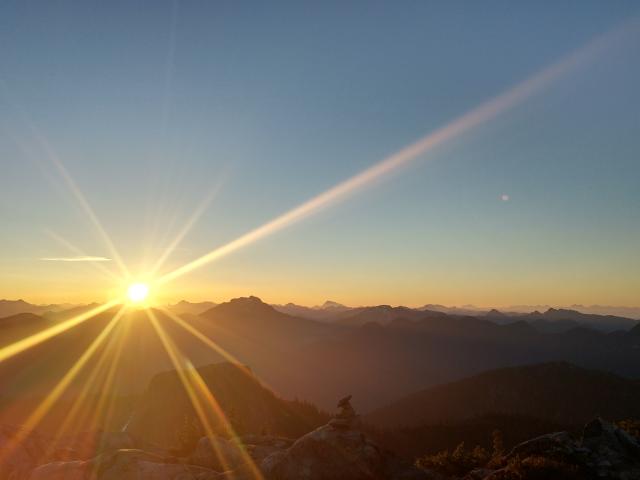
[156,19,637,287]
[44,230,121,282]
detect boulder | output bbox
[96,448,213,480]
[0,425,48,480]
[28,460,91,480]
[258,395,427,480]
[240,435,292,463]
[239,434,292,450]
[260,423,388,480]
[505,431,580,461]
[500,419,640,480]
[580,418,640,479]
[462,468,495,480]
[190,436,246,472]
[57,430,137,460]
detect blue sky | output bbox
[0,1,639,306]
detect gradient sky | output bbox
[1,1,639,307]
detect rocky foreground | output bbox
[1,408,639,480]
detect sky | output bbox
[0,1,639,307]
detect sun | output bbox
[127,283,150,304]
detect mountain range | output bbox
[4,297,638,331]
[2,295,640,418]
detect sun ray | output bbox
[0,300,120,364]
[158,305,280,392]
[0,85,131,281]
[158,307,252,371]
[156,20,636,287]
[147,310,264,478]
[46,316,129,455]
[147,309,236,472]
[91,316,132,432]
[182,356,265,480]
[148,181,223,278]
[0,306,125,465]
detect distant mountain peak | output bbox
[203,295,280,319]
[1,298,30,305]
[320,300,347,309]
[230,295,267,305]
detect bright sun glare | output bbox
[127,283,150,303]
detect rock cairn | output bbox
[329,394,358,430]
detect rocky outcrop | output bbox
[240,434,292,463]
[581,418,640,478]
[189,435,246,471]
[261,423,387,480]
[52,430,138,460]
[6,415,639,480]
[260,396,426,480]
[29,449,214,480]
[481,418,640,479]
[505,431,581,461]
[28,460,89,480]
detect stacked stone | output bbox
[329,395,358,430]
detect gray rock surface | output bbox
[189,435,246,471]
[261,423,387,480]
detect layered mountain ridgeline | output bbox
[127,362,328,447]
[2,296,640,414]
[273,300,352,322]
[0,299,78,318]
[3,297,639,331]
[274,300,640,332]
[193,297,640,411]
[167,300,217,316]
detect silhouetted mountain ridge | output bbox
[365,362,640,428]
[127,361,328,447]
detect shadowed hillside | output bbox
[127,362,328,448]
[365,362,640,428]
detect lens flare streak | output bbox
[156,21,632,287]
[0,300,119,364]
[0,307,124,464]
[147,310,263,479]
[47,317,130,454]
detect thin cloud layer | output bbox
[41,256,112,262]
